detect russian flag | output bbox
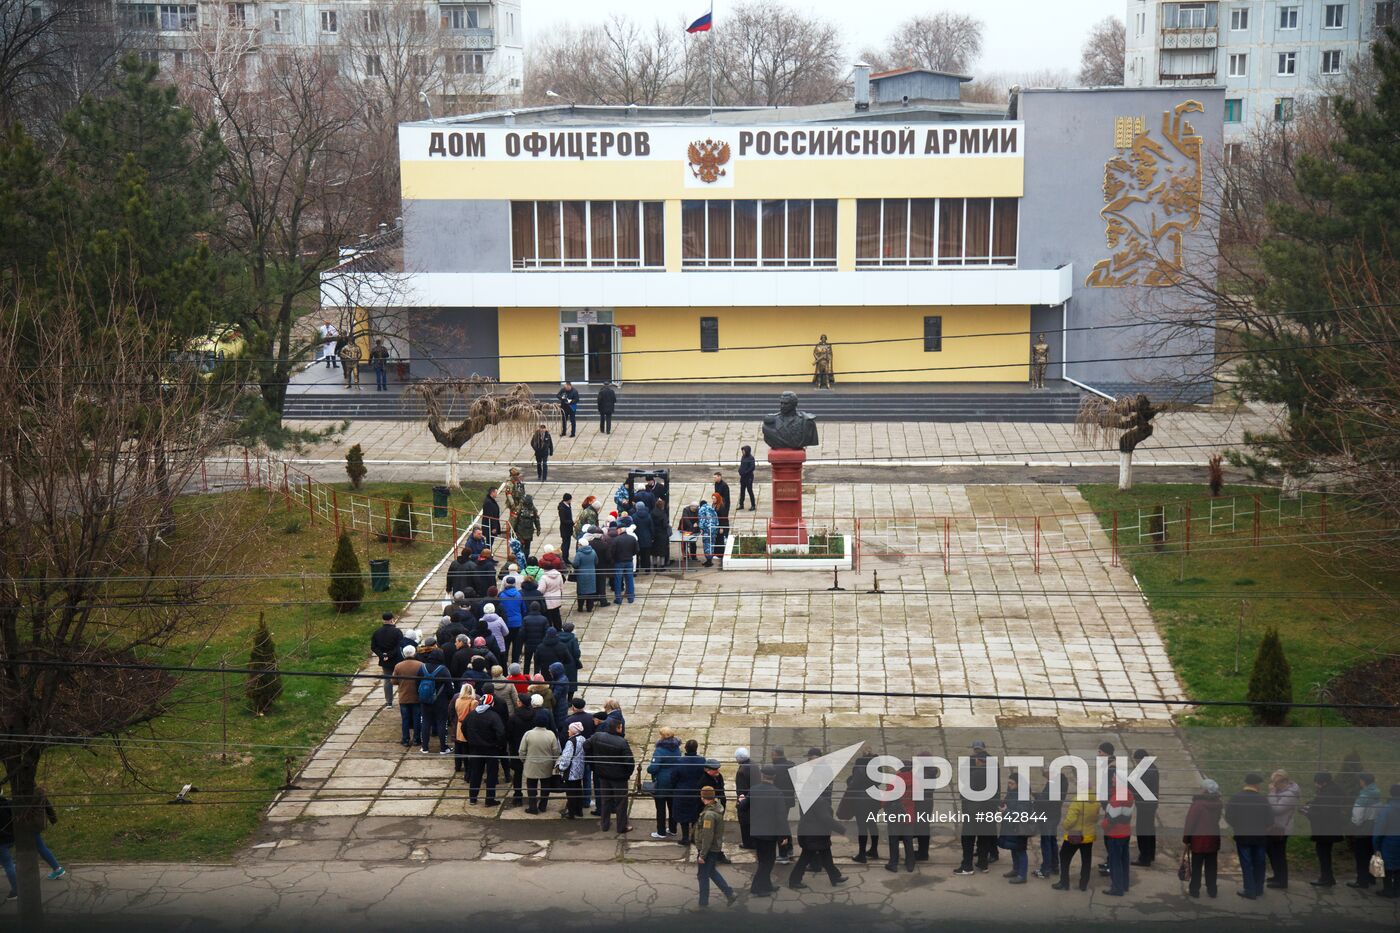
[686,9,712,33]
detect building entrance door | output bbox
[560,312,616,384]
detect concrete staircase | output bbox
[284,386,1085,423]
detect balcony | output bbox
[441,27,494,49]
[1160,27,1218,49]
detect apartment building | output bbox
[112,0,524,106]
[1125,0,1395,138]
[323,70,1225,400]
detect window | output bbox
[323,53,340,75]
[411,54,429,76]
[365,54,382,77]
[700,318,719,353]
[1324,3,1345,28]
[361,9,381,30]
[126,3,158,28]
[681,200,837,268]
[1162,2,1217,29]
[1224,142,1243,164]
[1275,97,1294,121]
[1224,98,1243,122]
[855,198,1019,267]
[271,7,285,31]
[225,3,249,26]
[137,49,160,65]
[445,52,485,74]
[441,5,480,30]
[159,4,197,30]
[319,8,336,32]
[412,9,427,31]
[511,201,665,270]
[1230,6,1248,29]
[923,317,943,353]
[1228,52,1247,76]
[1136,11,1145,35]
[1277,51,1297,75]
[1380,2,1397,27]
[170,50,186,71]
[1322,49,1344,74]
[1278,5,1298,29]
[508,10,516,36]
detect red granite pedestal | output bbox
[767,448,808,546]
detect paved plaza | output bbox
[263,481,1181,829]
[280,407,1279,472]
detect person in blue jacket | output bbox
[571,538,598,612]
[697,498,720,567]
[648,728,683,839]
[498,575,525,664]
[671,739,709,847]
[547,662,572,732]
[1375,783,1400,898]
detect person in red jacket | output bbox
[1182,778,1224,898]
[1100,775,1135,896]
[507,662,531,696]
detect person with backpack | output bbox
[370,613,403,709]
[390,645,425,747]
[418,653,454,755]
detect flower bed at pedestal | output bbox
[721,533,853,571]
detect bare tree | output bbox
[1079,15,1126,86]
[410,378,551,487]
[712,0,844,106]
[0,0,128,136]
[185,28,384,423]
[860,12,984,75]
[1076,394,1159,489]
[0,295,241,928]
[525,16,691,105]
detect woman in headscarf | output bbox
[557,720,589,819]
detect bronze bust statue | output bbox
[762,391,818,450]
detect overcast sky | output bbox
[524,1,1121,76]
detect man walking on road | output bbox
[749,765,788,896]
[695,786,739,908]
[557,382,579,437]
[737,446,756,511]
[531,425,554,482]
[597,382,617,434]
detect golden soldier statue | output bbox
[812,334,834,389]
[1031,333,1050,389]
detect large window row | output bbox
[681,199,837,268]
[856,197,1018,267]
[511,201,665,269]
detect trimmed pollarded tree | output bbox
[246,613,283,715]
[1247,627,1293,725]
[409,377,551,488]
[345,443,367,488]
[328,531,365,612]
[1076,393,1158,490]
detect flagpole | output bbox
[708,2,715,119]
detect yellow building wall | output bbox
[498,305,1030,384]
[497,307,560,383]
[402,157,1023,202]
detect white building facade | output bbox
[1125,0,1396,138]
[112,0,524,106]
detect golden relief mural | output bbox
[1086,100,1205,288]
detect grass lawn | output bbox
[37,480,493,862]
[1077,483,1400,727]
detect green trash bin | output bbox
[432,485,450,519]
[369,558,390,592]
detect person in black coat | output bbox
[446,552,471,597]
[471,552,497,600]
[749,766,789,896]
[770,747,797,862]
[521,601,551,674]
[788,748,849,889]
[650,498,670,569]
[480,490,502,544]
[737,445,757,510]
[531,628,570,683]
[530,426,555,482]
[597,382,617,434]
[504,698,534,807]
[712,472,731,544]
[735,751,757,849]
[1304,772,1349,886]
[463,698,506,804]
[1132,748,1161,866]
[557,382,580,436]
[369,614,403,708]
[557,494,574,562]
